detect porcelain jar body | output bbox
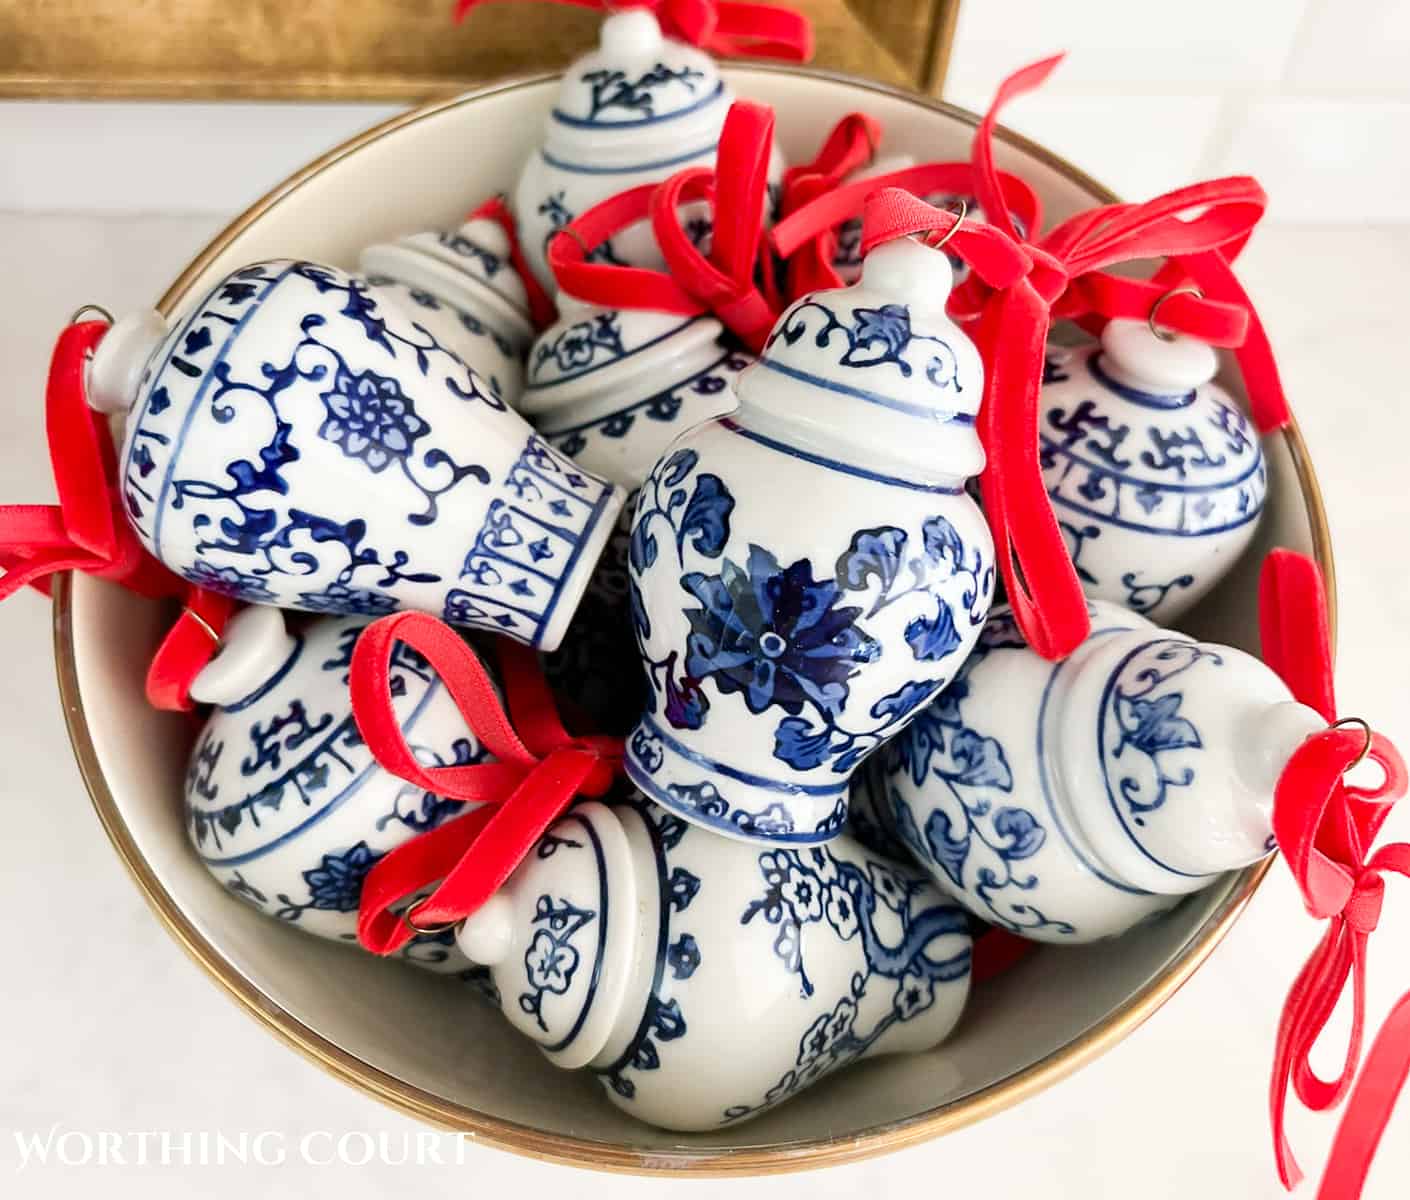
[523,300,750,731]
[623,239,995,845]
[361,218,536,409]
[91,260,624,652]
[458,796,972,1130]
[185,612,483,973]
[511,11,785,292]
[1041,322,1267,622]
[859,601,1324,942]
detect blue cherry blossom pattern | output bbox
[318,365,429,473]
[518,895,596,1033]
[683,546,880,722]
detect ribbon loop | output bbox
[453,0,813,61]
[1259,549,1410,1198]
[548,100,781,353]
[349,611,623,956]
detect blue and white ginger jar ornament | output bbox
[1041,318,1267,622]
[184,607,487,973]
[87,259,625,652]
[624,234,996,845]
[854,600,1324,942]
[454,793,972,1130]
[523,295,750,731]
[511,8,784,292]
[360,215,536,408]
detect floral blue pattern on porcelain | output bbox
[185,611,491,974]
[89,260,624,653]
[456,795,972,1130]
[1040,320,1267,623]
[624,236,993,846]
[863,601,1325,941]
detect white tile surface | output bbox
[1215,98,1410,223]
[944,0,1311,89]
[2,208,1410,1199]
[1285,0,1410,94]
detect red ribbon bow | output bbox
[772,56,1274,661]
[0,320,233,711]
[548,99,781,354]
[453,0,813,61]
[776,111,882,298]
[1262,548,1410,1200]
[351,611,623,955]
[465,194,558,332]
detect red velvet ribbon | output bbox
[1261,548,1410,1199]
[0,320,232,711]
[773,158,1044,302]
[548,99,780,353]
[776,111,882,297]
[350,611,623,955]
[0,322,175,603]
[465,194,558,332]
[771,56,1279,661]
[453,0,813,61]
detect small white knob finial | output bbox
[188,605,297,708]
[1100,317,1218,394]
[1236,700,1327,797]
[457,218,512,259]
[456,891,516,965]
[600,8,664,57]
[87,310,169,415]
[860,237,954,310]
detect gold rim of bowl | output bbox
[50,65,1335,1176]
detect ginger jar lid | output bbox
[360,217,534,349]
[519,293,727,411]
[548,10,728,150]
[183,612,449,865]
[456,801,638,1069]
[1040,319,1267,532]
[740,236,986,483]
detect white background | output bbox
[3,2,1410,1196]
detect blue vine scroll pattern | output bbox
[725,843,970,1121]
[770,300,963,396]
[578,64,706,122]
[1098,638,1221,828]
[884,614,1078,938]
[126,260,539,623]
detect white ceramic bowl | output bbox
[56,66,1332,1175]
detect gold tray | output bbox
[0,0,958,100]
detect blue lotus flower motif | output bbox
[524,929,579,993]
[892,969,936,1021]
[319,365,429,472]
[302,842,382,912]
[299,580,398,616]
[182,560,276,603]
[683,546,879,720]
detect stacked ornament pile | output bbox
[5,2,1409,1191]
